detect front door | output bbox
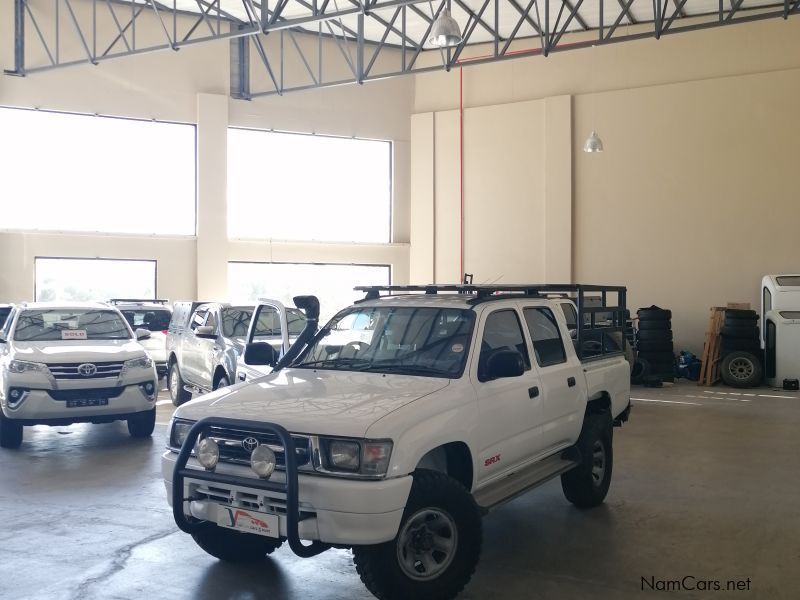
[472,307,543,485]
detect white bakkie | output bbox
[0,303,159,449]
[163,285,632,600]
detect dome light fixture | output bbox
[583,130,604,153]
[429,8,463,48]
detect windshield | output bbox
[119,308,172,332]
[14,309,131,341]
[293,306,474,377]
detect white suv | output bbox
[0,303,159,449]
[109,299,172,379]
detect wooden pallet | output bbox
[698,307,726,386]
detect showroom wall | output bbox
[411,17,800,353]
[0,1,412,305]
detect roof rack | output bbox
[108,298,170,305]
[355,284,625,301]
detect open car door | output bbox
[236,299,299,383]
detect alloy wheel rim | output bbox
[591,440,606,486]
[396,508,458,581]
[729,358,754,380]
[169,369,178,397]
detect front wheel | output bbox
[127,407,156,438]
[0,412,23,449]
[191,523,283,562]
[561,412,613,508]
[353,470,482,600]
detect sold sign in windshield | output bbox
[61,330,88,340]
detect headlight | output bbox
[319,438,393,477]
[169,419,194,448]
[251,445,276,479]
[124,356,153,370]
[8,360,48,374]
[197,438,219,470]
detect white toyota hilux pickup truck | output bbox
[164,285,631,600]
[0,303,159,449]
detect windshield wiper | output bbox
[293,357,373,370]
[370,365,450,377]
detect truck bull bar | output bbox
[172,416,330,558]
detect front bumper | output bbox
[2,380,156,423]
[162,451,412,546]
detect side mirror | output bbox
[245,342,279,367]
[135,328,151,341]
[195,325,216,339]
[486,350,525,380]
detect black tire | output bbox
[636,340,674,353]
[191,523,283,562]
[720,338,761,352]
[0,413,23,449]
[169,362,192,407]
[637,319,671,331]
[637,306,671,321]
[127,407,156,438]
[724,316,758,327]
[637,329,673,342]
[725,308,758,320]
[353,470,482,600]
[213,375,230,390]
[721,325,759,340]
[630,358,649,385]
[721,351,763,388]
[637,350,675,363]
[561,412,613,508]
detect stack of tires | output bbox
[720,308,763,388]
[636,306,674,382]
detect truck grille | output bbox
[48,361,125,380]
[205,427,312,469]
[48,387,125,401]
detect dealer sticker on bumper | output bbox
[216,506,279,538]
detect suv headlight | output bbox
[125,356,153,370]
[8,360,48,374]
[319,438,393,477]
[169,418,195,449]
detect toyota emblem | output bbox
[77,363,97,377]
[241,437,259,452]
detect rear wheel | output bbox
[561,412,613,508]
[169,362,192,406]
[191,523,283,562]
[721,351,763,388]
[353,470,482,600]
[0,413,23,449]
[127,407,156,438]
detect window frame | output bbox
[34,256,158,302]
[0,106,197,238]
[226,126,393,244]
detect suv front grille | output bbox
[48,387,125,401]
[48,361,124,380]
[205,427,312,469]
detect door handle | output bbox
[528,386,539,399]
[567,377,576,387]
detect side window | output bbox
[524,308,567,367]
[478,309,530,382]
[764,287,772,313]
[254,306,281,338]
[190,309,207,331]
[205,311,218,332]
[559,303,577,330]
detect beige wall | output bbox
[0,2,412,306]
[411,17,800,353]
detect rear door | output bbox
[521,305,585,451]
[183,307,209,385]
[471,306,544,484]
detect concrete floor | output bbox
[1,381,798,600]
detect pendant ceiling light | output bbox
[429,8,463,48]
[583,131,604,153]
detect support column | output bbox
[409,112,435,284]
[544,95,573,283]
[196,93,229,300]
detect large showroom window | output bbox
[35,258,157,302]
[228,261,390,323]
[0,107,196,235]
[227,128,391,243]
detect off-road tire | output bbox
[720,338,761,352]
[192,523,283,562]
[721,325,759,340]
[637,306,671,321]
[0,413,23,449]
[169,362,192,407]
[725,309,758,320]
[636,340,674,353]
[721,351,763,388]
[630,358,649,384]
[127,407,156,438]
[353,469,482,600]
[637,329,673,342]
[638,319,672,330]
[561,412,613,508]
